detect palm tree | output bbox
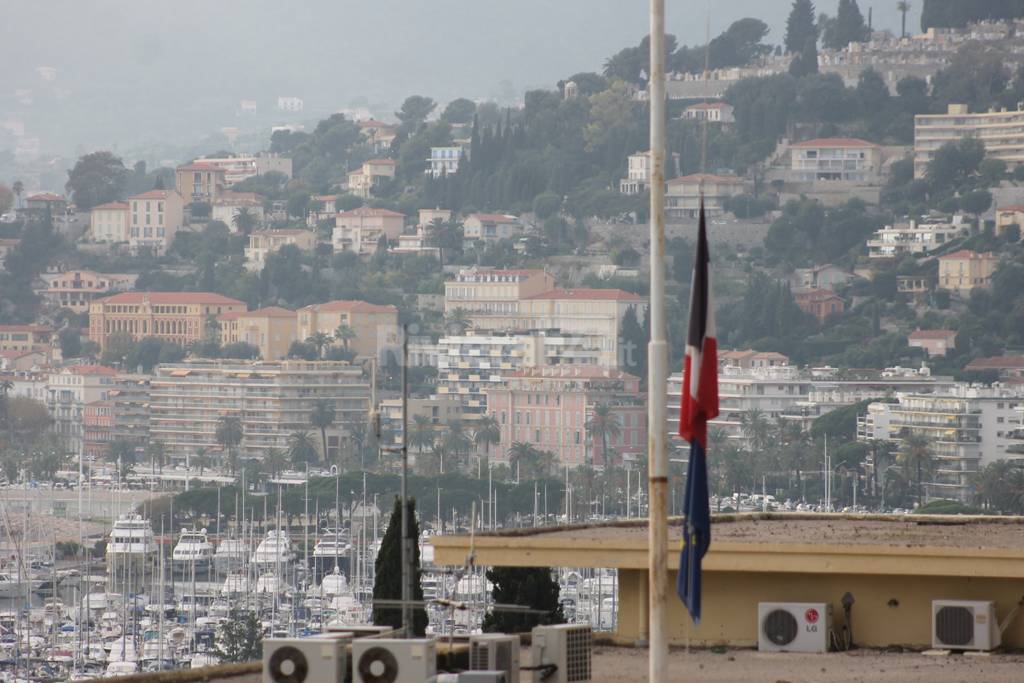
[309,399,336,463]
[231,207,258,235]
[333,324,357,351]
[11,181,23,205]
[508,441,537,478]
[740,409,771,453]
[146,440,167,475]
[444,308,471,335]
[0,379,12,437]
[193,447,211,476]
[305,331,334,359]
[897,1,911,39]
[443,420,471,470]
[899,433,933,507]
[410,415,436,454]
[472,415,501,457]
[287,430,319,468]
[215,415,244,474]
[585,404,621,468]
[264,447,288,480]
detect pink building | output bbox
[485,365,645,468]
[907,329,957,358]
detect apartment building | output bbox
[358,120,398,153]
[47,364,118,453]
[938,250,998,294]
[794,264,855,291]
[332,207,405,256]
[0,324,55,354]
[995,204,1024,237]
[211,191,264,230]
[682,101,735,124]
[867,215,967,259]
[427,147,462,178]
[296,300,399,360]
[218,306,297,360]
[149,360,370,462]
[127,189,184,255]
[619,151,652,195]
[346,159,396,198]
[665,173,744,219]
[88,292,246,352]
[88,202,129,242]
[418,208,452,228]
[83,375,150,459]
[193,153,292,184]
[788,138,882,183]
[908,330,958,357]
[37,270,138,313]
[794,288,845,322]
[443,268,555,320]
[245,229,316,271]
[486,365,646,467]
[175,162,227,204]
[436,331,607,414]
[858,388,1024,502]
[462,213,523,243]
[915,104,1024,177]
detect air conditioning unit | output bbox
[469,633,520,683]
[328,623,395,638]
[531,624,592,683]
[263,633,351,683]
[758,602,832,653]
[352,637,436,683]
[932,600,1000,651]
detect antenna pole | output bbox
[648,0,670,681]
[400,324,413,635]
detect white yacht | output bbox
[106,515,157,580]
[221,569,250,597]
[318,566,349,597]
[214,537,248,573]
[251,529,295,568]
[255,572,290,595]
[312,530,350,579]
[171,528,214,577]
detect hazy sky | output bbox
[0,1,920,156]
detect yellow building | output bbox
[938,249,998,294]
[175,162,227,204]
[296,300,399,360]
[244,228,316,271]
[915,104,1024,177]
[346,159,397,199]
[995,204,1024,238]
[37,270,138,313]
[332,207,405,256]
[89,291,247,352]
[443,267,555,321]
[665,173,744,219]
[88,201,129,242]
[0,324,54,354]
[128,189,184,255]
[432,515,1024,649]
[218,306,297,360]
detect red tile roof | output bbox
[997,205,1024,212]
[686,101,729,109]
[908,329,956,340]
[66,364,118,376]
[245,306,297,318]
[940,250,996,261]
[91,201,129,211]
[0,324,54,333]
[468,213,518,223]
[526,288,643,302]
[965,355,1024,370]
[27,192,65,202]
[791,137,878,148]
[177,162,226,172]
[365,158,397,165]
[667,173,743,185]
[795,288,843,301]
[95,292,246,306]
[129,190,176,200]
[337,207,405,218]
[358,119,395,129]
[300,300,397,314]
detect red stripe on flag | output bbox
[679,337,718,448]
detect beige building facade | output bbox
[915,104,1024,177]
[37,270,138,313]
[296,300,400,360]
[175,162,227,204]
[89,292,246,351]
[88,202,130,242]
[128,189,184,255]
[218,306,297,360]
[666,173,744,219]
[938,250,998,294]
[244,229,316,271]
[332,207,405,256]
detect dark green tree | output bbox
[211,610,262,662]
[65,151,128,211]
[481,567,564,633]
[785,0,818,54]
[372,497,428,635]
[396,96,437,132]
[441,98,477,124]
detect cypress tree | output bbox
[372,497,428,636]
[481,567,565,634]
[785,0,818,54]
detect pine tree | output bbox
[372,497,428,636]
[834,0,869,47]
[785,0,818,54]
[481,567,565,634]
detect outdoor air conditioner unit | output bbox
[469,633,520,683]
[758,602,832,653]
[263,633,351,683]
[352,637,436,683]
[531,623,592,683]
[932,600,1000,651]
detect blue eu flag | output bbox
[677,439,710,623]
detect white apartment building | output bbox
[444,268,555,319]
[858,388,1024,502]
[788,138,882,183]
[435,331,607,414]
[195,153,292,185]
[89,202,130,243]
[914,104,1024,177]
[619,151,652,195]
[46,364,119,454]
[128,189,184,256]
[867,215,967,259]
[427,147,462,178]
[332,207,406,256]
[277,97,304,112]
[244,229,316,271]
[149,360,370,462]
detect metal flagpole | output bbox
[400,324,413,635]
[648,0,669,680]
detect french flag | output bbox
[676,201,718,623]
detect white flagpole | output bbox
[648,0,669,680]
